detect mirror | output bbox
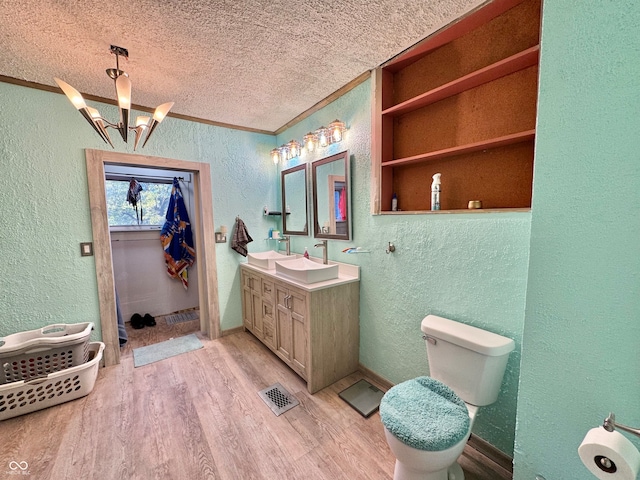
[281,163,309,236]
[312,150,351,240]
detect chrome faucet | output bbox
[279,235,291,255]
[314,240,328,264]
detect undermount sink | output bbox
[275,257,339,284]
[247,250,297,270]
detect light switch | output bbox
[80,242,94,256]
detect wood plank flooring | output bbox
[1,316,511,479]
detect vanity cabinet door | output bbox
[275,283,308,379]
[288,287,307,377]
[241,270,262,335]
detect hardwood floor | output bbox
[1,317,511,479]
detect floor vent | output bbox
[258,383,299,416]
[165,311,199,325]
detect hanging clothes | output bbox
[127,177,143,224]
[231,217,253,257]
[160,178,196,289]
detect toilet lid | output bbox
[379,376,470,451]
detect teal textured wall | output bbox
[514,1,640,478]
[0,82,277,339]
[276,80,531,456]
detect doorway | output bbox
[86,149,220,366]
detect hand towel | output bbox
[232,217,253,257]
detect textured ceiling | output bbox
[0,0,483,133]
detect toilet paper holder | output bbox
[603,412,640,439]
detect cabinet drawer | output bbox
[262,301,274,323]
[263,323,276,350]
[261,280,274,300]
[243,272,260,292]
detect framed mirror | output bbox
[312,150,351,240]
[281,163,309,236]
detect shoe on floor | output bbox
[143,313,156,327]
[130,313,145,329]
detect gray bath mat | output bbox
[165,311,199,325]
[133,334,203,367]
[258,383,299,416]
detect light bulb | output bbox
[153,102,174,122]
[318,127,328,147]
[304,132,316,152]
[271,148,280,164]
[115,75,132,109]
[54,78,87,110]
[136,116,150,128]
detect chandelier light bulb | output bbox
[153,102,174,122]
[135,116,150,128]
[115,75,132,109]
[54,78,87,110]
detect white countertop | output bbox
[241,254,359,291]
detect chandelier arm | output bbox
[78,108,114,147]
[141,119,159,149]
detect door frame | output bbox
[86,149,220,366]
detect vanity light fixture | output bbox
[316,126,329,147]
[328,119,347,142]
[279,145,290,161]
[271,148,281,164]
[303,132,317,153]
[287,140,302,159]
[54,45,174,150]
[270,120,347,164]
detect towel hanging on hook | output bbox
[126,177,143,224]
[232,216,252,257]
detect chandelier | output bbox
[54,45,174,150]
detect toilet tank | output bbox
[421,315,515,406]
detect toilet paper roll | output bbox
[579,426,640,479]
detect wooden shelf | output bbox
[378,208,531,215]
[381,130,535,168]
[382,46,540,118]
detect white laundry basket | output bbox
[0,322,93,384]
[0,342,104,421]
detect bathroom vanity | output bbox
[240,258,359,393]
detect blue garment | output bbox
[160,178,196,289]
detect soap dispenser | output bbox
[303,247,310,259]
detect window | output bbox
[105,179,173,227]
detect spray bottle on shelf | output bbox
[303,247,310,259]
[391,193,398,211]
[431,173,441,211]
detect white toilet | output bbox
[380,314,515,480]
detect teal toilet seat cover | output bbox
[380,376,470,451]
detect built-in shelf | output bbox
[373,0,541,212]
[381,130,536,168]
[382,46,539,119]
[379,208,531,215]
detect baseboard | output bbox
[221,326,245,337]
[358,363,393,391]
[466,434,513,475]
